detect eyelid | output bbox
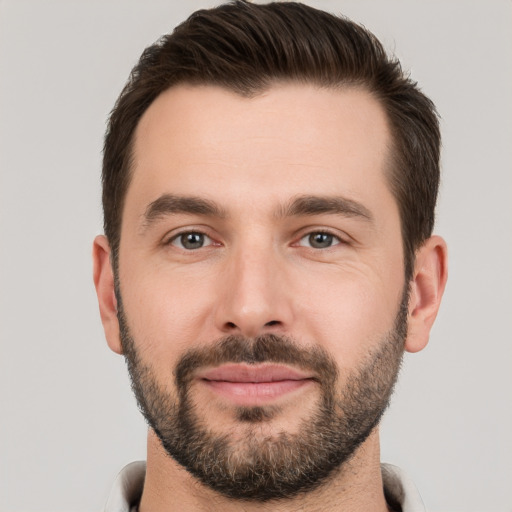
[293,227,351,247]
[172,232,214,249]
[298,231,341,248]
[163,226,219,248]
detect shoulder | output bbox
[104,461,146,512]
[382,463,426,512]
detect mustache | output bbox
[174,333,339,389]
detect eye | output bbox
[169,231,213,250]
[298,231,341,249]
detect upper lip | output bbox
[198,363,313,383]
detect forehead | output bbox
[127,83,395,220]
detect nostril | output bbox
[221,320,282,336]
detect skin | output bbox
[93,83,447,512]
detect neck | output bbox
[139,428,390,512]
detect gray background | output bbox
[1,1,511,511]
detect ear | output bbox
[405,235,448,353]
[92,235,123,355]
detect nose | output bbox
[214,243,294,338]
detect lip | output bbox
[197,364,315,406]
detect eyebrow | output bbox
[279,195,374,222]
[140,192,373,232]
[141,194,227,230]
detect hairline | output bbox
[111,78,412,280]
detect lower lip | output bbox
[201,379,313,406]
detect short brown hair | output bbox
[102,0,440,279]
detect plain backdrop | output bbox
[1,1,511,511]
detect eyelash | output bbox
[164,228,347,251]
[296,230,345,249]
[166,230,216,250]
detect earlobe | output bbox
[92,235,123,355]
[405,235,448,353]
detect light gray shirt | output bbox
[104,461,426,512]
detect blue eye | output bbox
[299,232,340,249]
[170,232,213,250]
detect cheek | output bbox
[295,267,403,369]
[118,264,216,365]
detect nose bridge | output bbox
[216,236,291,337]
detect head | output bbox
[94,0,447,503]
[102,0,441,281]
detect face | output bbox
[115,84,408,499]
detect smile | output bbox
[197,364,316,406]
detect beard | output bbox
[117,288,409,502]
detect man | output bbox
[93,1,447,511]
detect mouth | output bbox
[197,363,316,406]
